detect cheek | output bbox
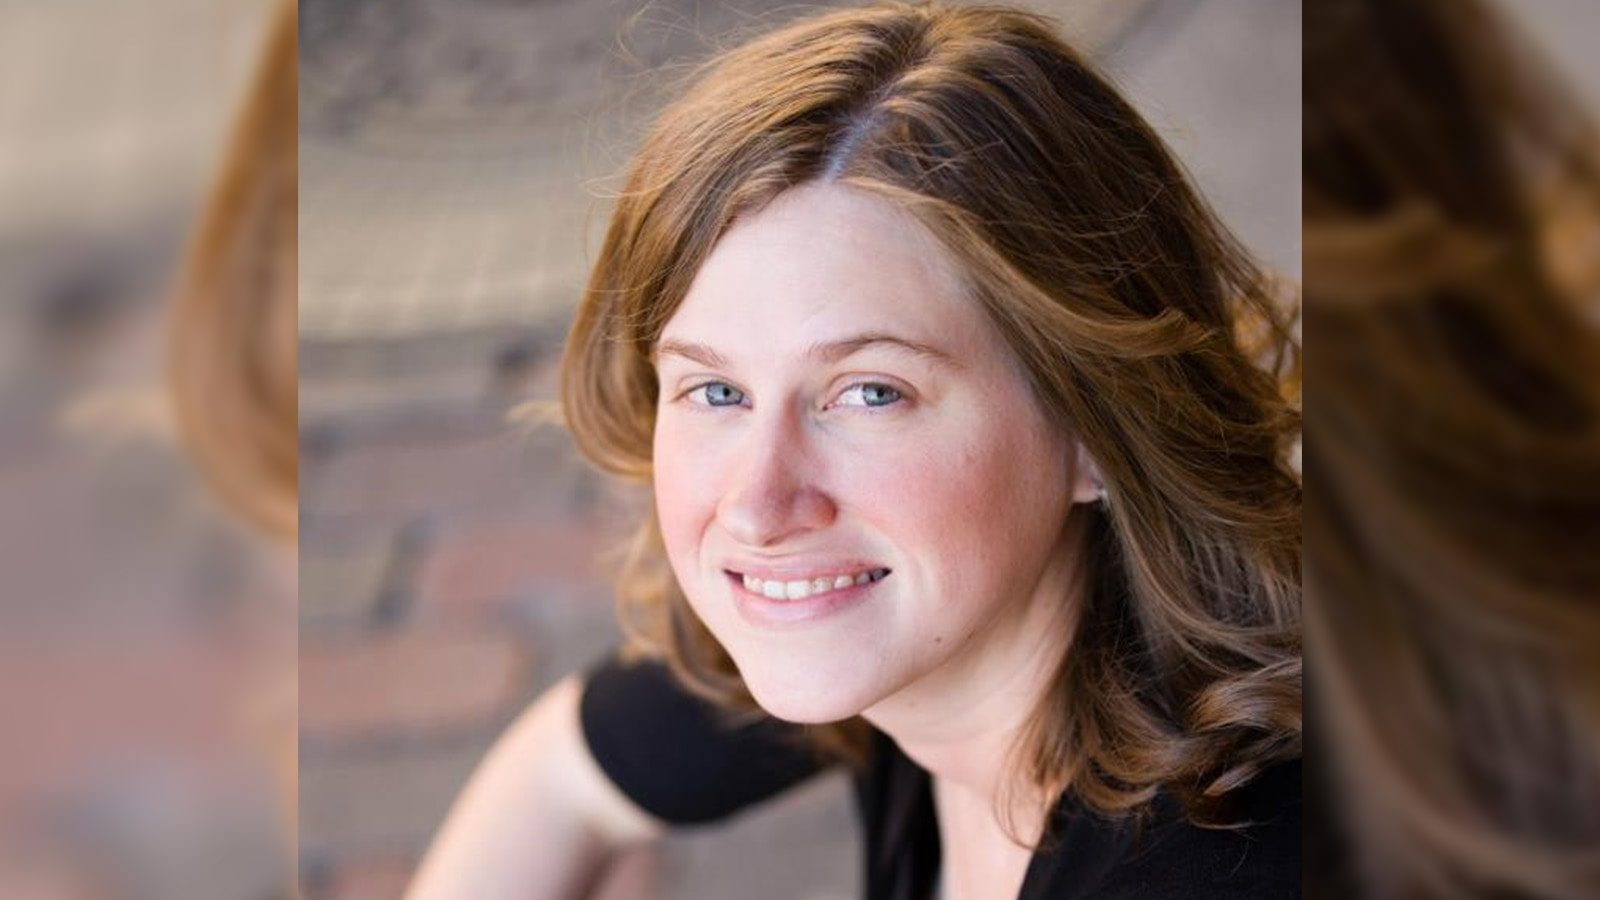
[651,419,720,570]
[866,417,1067,602]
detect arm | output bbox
[404,674,665,900]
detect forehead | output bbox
[659,183,993,353]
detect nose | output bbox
[715,409,837,548]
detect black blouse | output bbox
[579,653,1301,899]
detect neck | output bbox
[933,776,1039,900]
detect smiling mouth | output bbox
[728,568,891,601]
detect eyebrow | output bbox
[652,338,731,369]
[653,332,958,370]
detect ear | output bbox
[1069,442,1105,506]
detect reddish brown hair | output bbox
[167,0,298,540]
[563,1,1300,828]
[1305,0,1600,896]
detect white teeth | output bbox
[739,568,890,601]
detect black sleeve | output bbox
[577,650,831,825]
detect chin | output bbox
[733,653,881,725]
[745,682,862,725]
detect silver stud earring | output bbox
[1095,484,1109,506]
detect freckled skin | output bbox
[651,183,1095,725]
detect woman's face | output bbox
[652,183,1091,724]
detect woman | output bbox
[410,4,1301,898]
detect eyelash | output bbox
[683,381,749,408]
[834,382,904,409]
[677,380,907,411]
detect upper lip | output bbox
[720,557,889,581]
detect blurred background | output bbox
[295,1,1297,899]
[0,0,291,898]
[1302,2,1600,899]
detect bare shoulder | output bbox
[403,674,665,900]
[529,672,667,846]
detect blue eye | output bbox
[691,382,747,407]
[836,383,903,408]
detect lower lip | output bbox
[728,572,881,628]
